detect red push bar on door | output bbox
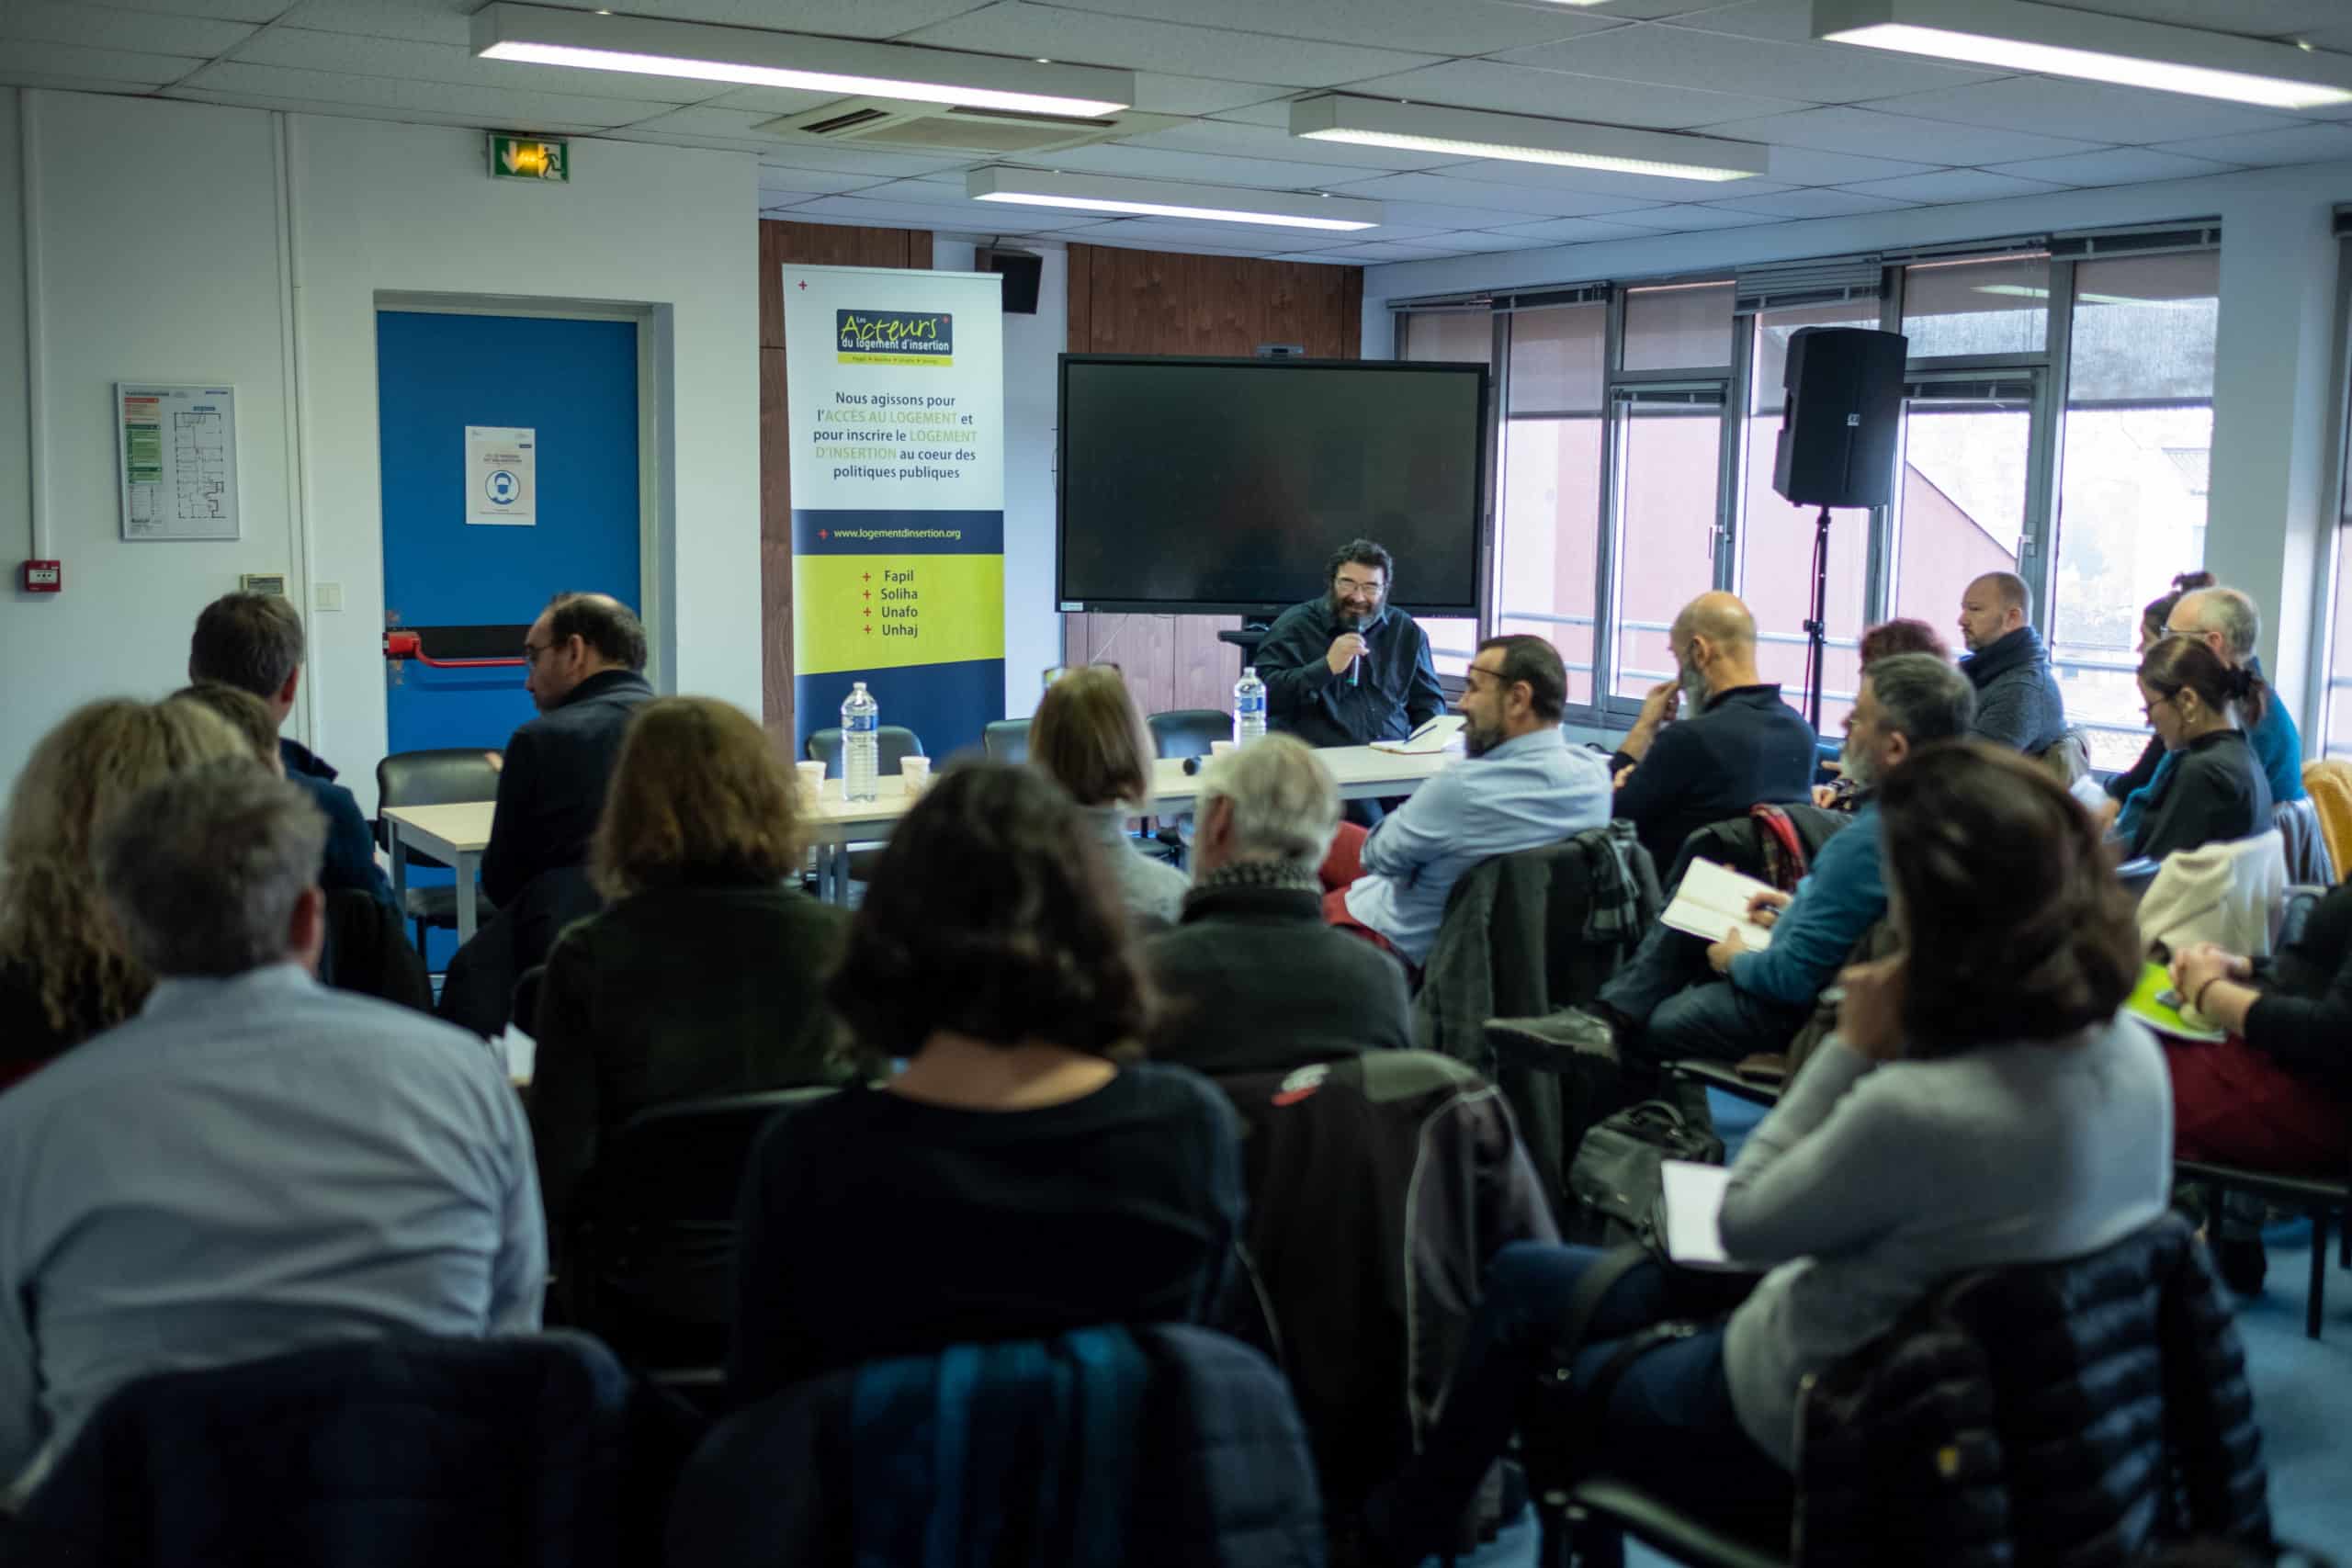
[382,630,527,669]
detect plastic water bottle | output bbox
[842,682,879,802]
[1234,666,1268,748]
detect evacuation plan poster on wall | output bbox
[117,383,241,541]
[783,264,1004,757]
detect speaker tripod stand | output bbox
[1801,503,1833,735]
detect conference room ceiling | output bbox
[6,0,2352,264]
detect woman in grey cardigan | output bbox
[1029,666,1188,932]
[1365,741,2169,1562]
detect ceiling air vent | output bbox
[756,98,1179,155]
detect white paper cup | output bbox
[796,761,827,803]
[1209,739,1238,757]
[900,755,933,791]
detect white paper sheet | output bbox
[1660,1159,1740,1271]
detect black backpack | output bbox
[1563,1098,1724,1249]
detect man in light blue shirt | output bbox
[1328,635,1612,966]
[0,763,545,1499]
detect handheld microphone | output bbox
[1340,610,1363,689]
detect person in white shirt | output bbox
[0,761,544,1499]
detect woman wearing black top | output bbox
[727,761,1242,1404]
[2102,570,2216,829]
[2126,636,2271,863]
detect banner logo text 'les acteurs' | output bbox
[837,310,954,368]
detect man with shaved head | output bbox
[1956,571,2067,755]
[1610,591,1817,879]
[440,592,654,1036]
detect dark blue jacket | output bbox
[668,1325,1326,1568]
[1609,682,1817,880]
[280,738,396,912]
[10,1332,640,1568]
[1254,599,1444,750]
[481,670,656,908]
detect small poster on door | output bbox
[466,426,536,526]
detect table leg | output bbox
[389,821,410,931]
[456,850,481,943]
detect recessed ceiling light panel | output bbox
[1814,0,2352,110]
[470,3,1134,117]
[966,167,1382,231]
[1288,96,1769,182]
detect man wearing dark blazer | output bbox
[439,592,654,1036]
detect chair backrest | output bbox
[805,725,925,778]
[1210,1052,1551,1515]
[664,1324,1324,1568]
[568,1086,837,1367]
[319,888,434,1013]
[2138,828,2289,960]
[983,717,1031,763]
[2033,727,2093,787]
[1148,708,1233,761]
[374,748,501,853]
[1661,806,1851,899]
[14,1331,639,1568]
[2301,759,2352,883]
[2273,796,2336,887]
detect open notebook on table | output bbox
[1661,859,1779,950]
[1371,715,1465,755]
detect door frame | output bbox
[372,291,666,692]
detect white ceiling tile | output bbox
[536,0,999,36]
[1311,240,1463,261]
[231,26,711,103]
[1209,96,1318,129]
[1038,0,1620,55]
[1419,228,1589,250]
[272,0,474,47]
[1078,230,1295,257]
[1760,146,1945,184]
[1497,24,1996,105]
[1697,107,2108,164]
[1125,74,1295,116]
[1983,147,2242,186]
[0,0,254,55]
[757,166,888,196]
[601,128,780,152]
[1701,186,1917,218]
[1541,0,1735,14]
[741,142,977,175]
[164,84,616,135]
[1113,118,1464,172]
[849,177,1001,208]
[1834,168,2068,203]
[2153,123,2352,165]
[790,193,1104,229]
[0,39,202,84]
[2038,0,2346,33]
[2302,25,2352,53]
[1613,202,1787,230]
[0,69,173,95]
[1415,158,1797,202]
[1344,58,1809,130]
[899,4,1441,88]
[1361,197,1589,229]
[1481,214,1679,242]
[707,85,896,114]
[1031,142,1391,190]
[1060,217,1364,248]
[176,61,678,125]
[1319,169,1670,216]
[76,0,283,18]
[1863,78,2301,146]
[1668,0,1843,43]
[611,106,788,137]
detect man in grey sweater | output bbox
[1957,572,2068,755]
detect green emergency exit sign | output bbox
[489,134,569,182]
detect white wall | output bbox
[0,88,760,810]
[1363,158,2352,732]
[933,237,1068,719]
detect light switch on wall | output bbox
[315,582,344,612]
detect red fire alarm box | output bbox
[21,560,61,593]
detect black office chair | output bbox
[1143,709,1232,865]
[804,725,925,778]
[982,717,1031,763]
[565,1086,838,1375]
[375,748,501,952]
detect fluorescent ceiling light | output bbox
[471,3,1133,117]
[966,167,1381,231]
[1813,0,2352,110]
[1289,96,1768,182]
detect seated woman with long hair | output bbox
[727,761,1241,1403]
[2127,636,2272,863]
[1027,665,1189,931]
[527,696,851,1241]
[0,698,256,1089]
[1367,743,2166,1558]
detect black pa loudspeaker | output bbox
[978,247,1043,315]
[1771,326,1906,510]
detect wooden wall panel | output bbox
[756,220,928,744]
[1061,243,1367,720]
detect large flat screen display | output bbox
[1057,355,1489,616]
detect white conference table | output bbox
[380,739,1460,924]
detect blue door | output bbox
[378,310,641,755]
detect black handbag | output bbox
[1563,1098,1724,1250]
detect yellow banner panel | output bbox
[795,553,1006,677]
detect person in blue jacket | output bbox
[1489,654,1975,1079]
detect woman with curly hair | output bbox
[726,760,1241,1401]
[0,698,257,1089]
[1366,742,2165,1560]
[526,696,853,1243]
